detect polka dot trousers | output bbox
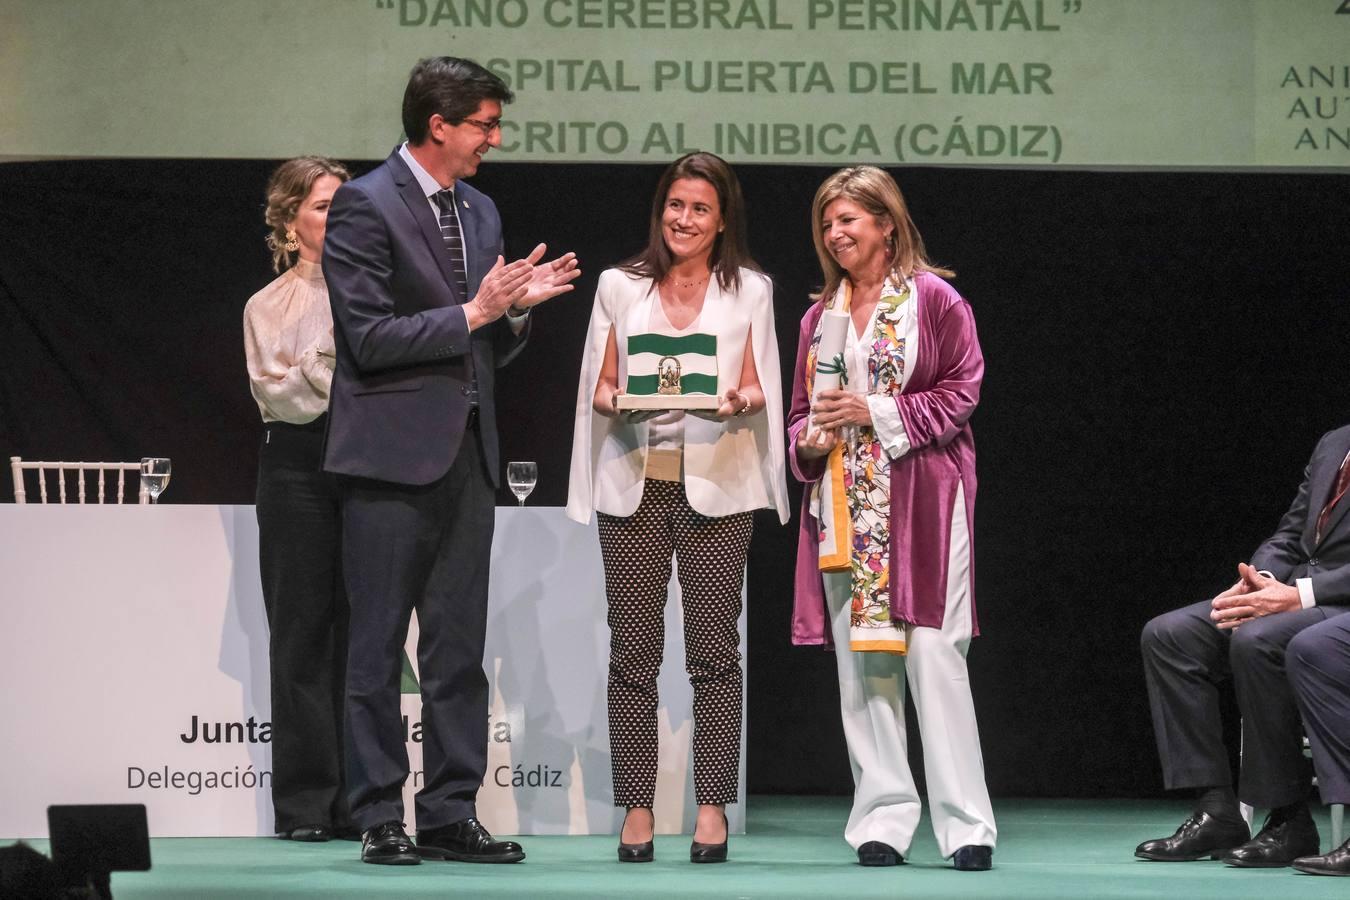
[597,479,753,808]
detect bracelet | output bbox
[734,398,751,417]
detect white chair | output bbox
[9,457,148,504]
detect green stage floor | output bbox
[13,797,1348,898]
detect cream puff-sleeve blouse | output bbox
[242,257,335,424]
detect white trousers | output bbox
[825,483,997,859]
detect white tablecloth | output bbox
[0,505,746,837]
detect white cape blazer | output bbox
[566,267,789,524]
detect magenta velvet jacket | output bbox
[788,272,984,645]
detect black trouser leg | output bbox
[256,420,349,833]
[341,425,493,832]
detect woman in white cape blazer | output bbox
[566,266,788,524]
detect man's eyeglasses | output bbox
[459,117,503,136]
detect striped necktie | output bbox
[433,188,478,406]
[433,188,469,301]
[1315,452,1350,545]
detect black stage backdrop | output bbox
[2,160,1348,798]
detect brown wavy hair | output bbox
[263,156,350,273]
[618,151,759,293]
[810,166,952,302]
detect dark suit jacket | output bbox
[1251,424,1350,605]
[321,151,527,486]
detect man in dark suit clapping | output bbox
[321,56,579,866]
[1135,424,1350,869]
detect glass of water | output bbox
[506,461,537,507]
[140,457,171,504]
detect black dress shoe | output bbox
[618,840,654,863]
[953,845,993,871]
[857,841,902,866]
[1134,811,1250,861]
[417,817,525,863]
[283,825,331,843]
[361,822,421,866]
[1292,836,1350,876]
[690,813,728,864]
[1222,810,1319,868]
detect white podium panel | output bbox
[0,505,746,838]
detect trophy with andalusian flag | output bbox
[615,332,721,410]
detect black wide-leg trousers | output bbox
[255,418,350,833]
[598,479,753,809]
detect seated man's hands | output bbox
[1210,562,1301,630]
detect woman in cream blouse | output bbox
[243,156,351,843]
[568,152,788,864]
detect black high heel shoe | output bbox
[618,840,654,863]
[690,812,728,864]
[619,809,654,863]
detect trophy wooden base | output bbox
[615,393,722,411]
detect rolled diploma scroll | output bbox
[807,308,852,572]
[810,308,851,427]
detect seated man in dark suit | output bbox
[1286,615,1350,875]
[1136,424,1350,867]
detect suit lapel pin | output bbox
[463,200,470,209]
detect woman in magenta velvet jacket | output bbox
[787,166,997,871]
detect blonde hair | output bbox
[810,166,952,302]
[263,156,350,273]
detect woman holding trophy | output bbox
[788,166,997,871]
[567,152,788,863]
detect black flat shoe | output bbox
[857,841,902,866]
[1222,809,1319,868]
[618,840,654,863]
[690,812,728,864]
[361,822,421,865]
[1293,836,1350,876]
[284,825,332,843]
[953,845,993,871]
[417,817,525,863]
[1134,811,1250,861]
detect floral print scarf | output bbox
[805,277,911,653]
